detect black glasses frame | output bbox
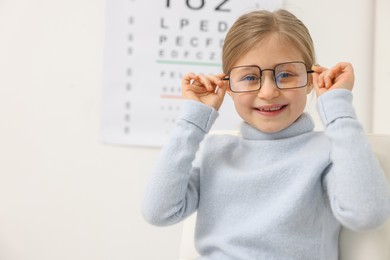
[223,61,314,93]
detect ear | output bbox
[223,80,233,97]
[306,76,314,94]
[227,88,233,97]
[306,83,313,94]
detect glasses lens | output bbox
[229,66,261,92]
[274,62,308,89]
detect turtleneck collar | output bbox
[240,113,315,140]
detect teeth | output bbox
[259,106,282,111]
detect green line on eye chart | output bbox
[156,60,222,67]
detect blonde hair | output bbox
[222,9,316,73]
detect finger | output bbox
[311,64,327,73]
[214,73,227,93]
[207,74,225,92]
[311,69,320,89]
[323,64,347,88]
[215,73,226,80]
[197,74,217,92]
[182,72,198,86]
[327,62,355,90]
[312,65,328,88]
[331,62,354,81]
[334,62,353,73]
[216,82,227,99]
[324,70,336,88]
[317,72,326,88]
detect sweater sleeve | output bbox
[318,89,390,231]
[141,100,218,226]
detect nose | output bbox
[257,71,280,100]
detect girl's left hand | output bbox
[311,62,355,97]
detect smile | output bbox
[256,104,287,111]
[254,104,287,116]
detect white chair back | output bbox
[339,134,390,260]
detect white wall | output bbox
[0,1,389,260]
[373,0,390,134]
[287,0,377,131]
[0,1,181,259]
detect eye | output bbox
[241,74,260,82]
[276,72,294,79]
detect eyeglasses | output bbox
[223,61,314,93]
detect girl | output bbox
[141,9,390,259]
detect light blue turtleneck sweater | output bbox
[141,89,390,260]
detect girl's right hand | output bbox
[182,72,227,111]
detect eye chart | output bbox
[101,0,284,147]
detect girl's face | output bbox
[227,35,312,133]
